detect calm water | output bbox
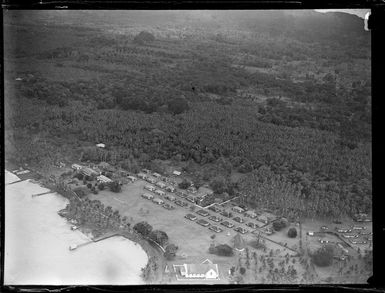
[4,170,148,285]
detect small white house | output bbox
[232,206,245,213]
[153,198,164,205]
[96,143,105,148]
[142,193,154,200]
[152,172,162,178]
[173,170,182,176]
[138,173,147,180]
[127,175,137,182]
[244,211,258,218]
[97,175,112,183]
[72,164,83,170]
[146,177,157,184]
[165,194,176,201]
[155,189,166,196]
[144,185,156,192]
[307,231,315,236]
[156,181,167,189]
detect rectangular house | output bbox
[137,173,147,180]
[144,185,156,192]
[155,189,166,196]
[97,175,113,183]
[72,164,83,170]
[244,211,258,218]
[127,175,137,182]
[156,181,167,189]
[81,167,99,177]
[232,206,245,213]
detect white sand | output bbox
[4,170,148,285]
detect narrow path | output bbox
[259,234,298,254]
[112,196,126,204]
[32,191,54,197]
[324,231,353,248]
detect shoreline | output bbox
[5,167,165,284]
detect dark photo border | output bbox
[1,1,384,292]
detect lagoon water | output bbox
[4,170,148,285]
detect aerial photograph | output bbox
[4,10,372,285]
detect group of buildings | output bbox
[71,163,113,184]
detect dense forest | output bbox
[4,10,371,218]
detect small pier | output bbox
[32,191,54,197]
[5,179,28,186]
[69,232,120,251]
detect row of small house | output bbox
[219,205,272,224]
[136,170,211,204]
[129,172,177,193]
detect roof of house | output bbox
[201,259,213,264]
[185,264,218,275]
[233,233,246,251]
[233,206,244,210]
[81,167,98,176]
[97,175,112,181]
[173,170,181,175]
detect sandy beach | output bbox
[4,170,149,285]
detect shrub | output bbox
[133,31,155,44]
[312,245,334,267]
[109,181,121,192]
[210,176,227,194]
[164,244,178,260]
[211,244,234,256]
[178,179,190,189]
[133,221,153,237]
[239,267,246,275]
[98,183,105,190]
[288,227,297,238]
[149,230,169,247]
[273,218,288,231]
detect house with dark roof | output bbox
[173,259,219,280]
[81,167,99,177]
